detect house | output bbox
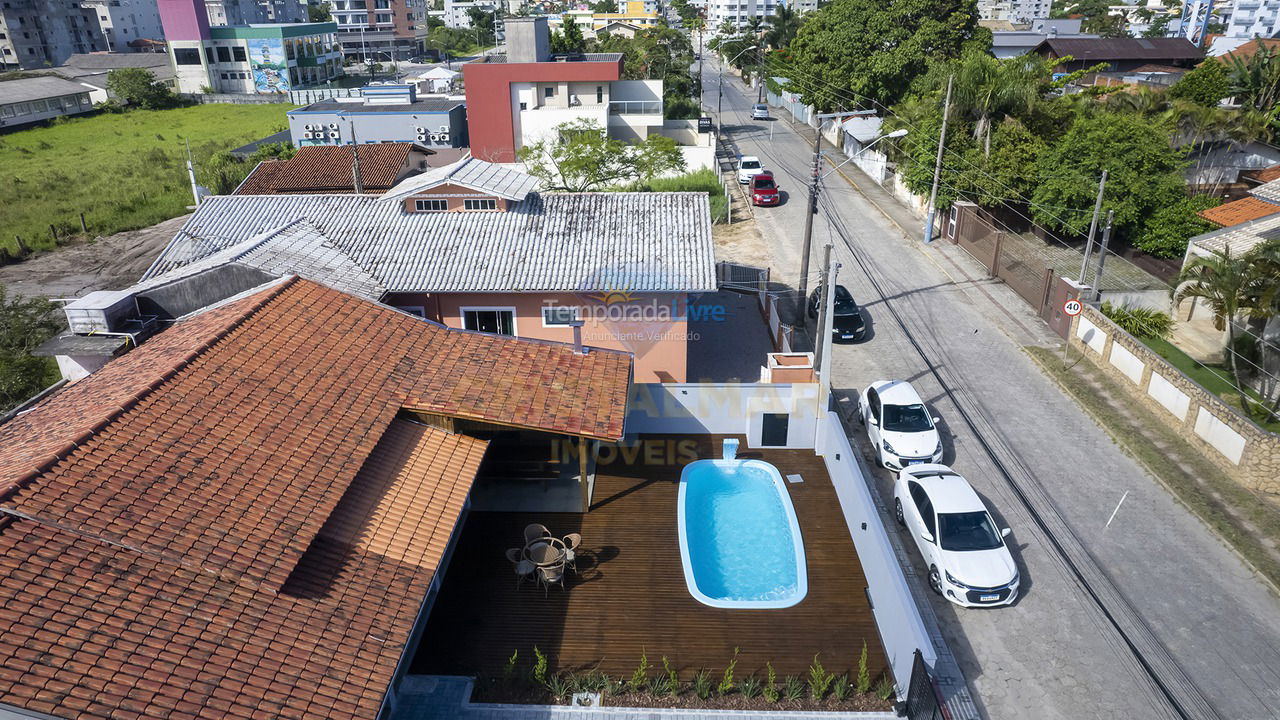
[234,142,437,194]
[286,84,467,148]
[1031,36,1203,73]
[54,52,176,103]
[1185,176,1280,267]
[0,76,96,128]
[145,156,717,382]
[1197,196,1280,229]
[0,274,632,720]
[593,20,643,38]
[464,16,712,167]
[1184,140,1280,193]
[418,65,460,94]
[159,1,342,94]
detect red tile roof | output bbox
[1241,164,1280,184]
[234,144,429,195]
[1197,196,1280,227]
[1216,38,1280,64]
[0,277,632,720]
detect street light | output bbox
[820,128,907,180]
[718,43,759,114]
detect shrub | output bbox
[629,651,649,692]
[875,674,896,701]
[762,662,779,702]
[855,641,871,694]
[621,168,729,223]
[782,675,804,702]
[831,674,850,701]
[574,670,609,693]
[661,656,679,696]
[807,654,834,699]
[739,675,762,698]
[531,646,548,687]
[545,673,572,698]
[604,675,626,695]
[1100,301,1174,340]
[717,647,739,695]
[502,649,518,684]
[692,669,712,699]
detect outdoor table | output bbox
[523,537,566,567]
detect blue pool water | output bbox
[677,459,807,609]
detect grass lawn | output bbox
[0,104,293,257]
[1141,336,1280,432]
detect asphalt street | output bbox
[701,54,1280,720]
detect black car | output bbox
[807,284,866,342]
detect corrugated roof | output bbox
[294,97,463,113]
[380,156,539,202]
[0,75,92,104]
[146,191,716,293]
[1035,37,1202,61]
[1196,196,1280,228]
[1250,176,1280,203]
[1191,212,1280,256]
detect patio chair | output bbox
[513,559,536,590]
[562,533,582,573]
[523,523,551,545]
[537,563,565,597]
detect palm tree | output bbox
[1172,247,1266,385]
[764,4,800,49]
[950,52,1044,155]
[1228,44,1280,113]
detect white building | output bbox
[707,0,778,33]
[978,0,1051,24]
[82,0,165,51]
[1223,0,1280,39]
[442,0,496,28]
[617,0,661,12]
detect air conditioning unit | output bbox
[304,123,314,131]
[429,133,439,142]
[439,126,448,133]
[302,131,313,139]
[414,126,426,134]
[329,131,340,139]
[328,122,339,130]
[439,133,449,142]
[416,134,427,143]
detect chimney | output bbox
[506,17,550,63]
[569,320,588,355]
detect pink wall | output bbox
[388,291,689,382]
[158,0,210,41]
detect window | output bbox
[462,308,515,336]
[376,0,389,7]
[464,198,497,211]
[595,85,603,104]
[232,46,246,62]
[375,12,391,22]
[544,86,554,98]
[413,198,448,212]
[397,306,426,318]
[174,47,201,65]
[204,46,214,64]
[220,72,229,79]
[761,413,789,446]
[542,305,579,327]
[519,101,527,110]
[216,46,231,62]
[0,105,13,118]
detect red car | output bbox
[750,172,780,206]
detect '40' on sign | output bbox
[1063,299,1083,317]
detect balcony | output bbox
[608,99,663,115]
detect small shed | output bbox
[419,67,460,94]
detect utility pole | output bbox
[1079,169,1108,287]
[813,242,835,373]
[1091,210,1114,303]
[922,74,954,245]
[797,122,823,308]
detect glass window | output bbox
[414,198,448,212]
[463,309,515,336]
[216,46,231,62]
[464,198,497,211]
[544,86,554,98]
[14,103,30,115]
[376,12,391,22]
[0,105,14,118]
[596,85,603,103]
[232,46,246,62]
[542,306,580,326]
[204,46,214,64]
[882,404,933,433]
[939,512,1003,551]
[173,47,201,65]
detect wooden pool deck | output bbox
[411,434,887,681]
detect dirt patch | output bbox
[713,218,774,270]
[0,215,187,299]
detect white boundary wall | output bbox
[626,383,820,449]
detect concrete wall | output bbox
[625,383,821,448]
[1070,304,1280,493]
[288,106,465,147]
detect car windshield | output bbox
[754,176,775,189]
[938,511,1003,551]
[741,160,761,170]
[754,105,766,111]
[833,292,857,315]
[882,403,932,432]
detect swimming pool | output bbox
[677,459,808,609]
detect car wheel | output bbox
[928,565,943,596]
[894,498,905,526]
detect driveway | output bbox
[702,54,1280,720]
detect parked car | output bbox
[894,464,1018,607]
[737,155,765,184]
[752,103,769,120]
[749,171,780,206]
[806,284,865,342]
[858,380,943,470]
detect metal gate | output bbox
[904,649,945,720]
[716,261,771,291]
[1041,274,1082,340]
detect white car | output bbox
[737,155,765,184]
[751,103,769,120]
[858,380,943,471]
[894,464,1019,607]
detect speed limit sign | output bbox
[1063,299,1083,317]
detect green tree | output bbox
[307,2,332,22]
[1168,60,1231,107]
[1029,111,1188,241]
[517,119,685,191]
[763,4,801,50]
[0,285,63,414]
[426,14,445,31]
[467,7,496,45]
[1227,44,1280,114]
[426,26,476,58]
[1172,247,1270,388]
[784,0,990,111]
[106,68,177,109]
[551,16,586,54]
[1133,195,1219,258]
[590,0,616,12]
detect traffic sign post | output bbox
[1061,299,1083,365]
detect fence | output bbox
[904,649,944,720]
[181,88,361,105]
[716,261,795,353]
[1070,304,1280,494]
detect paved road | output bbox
[701,55,1280,720]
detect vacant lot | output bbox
[0,104,290,257]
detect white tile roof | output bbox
[379,156,540,202]
[144,192,716,294]
[1251,176,1280,203]
[1190,211,1280,257]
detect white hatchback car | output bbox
[858,380,943,471]
[894,464,1019,607]
[737,155,765,184]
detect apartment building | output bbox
[331,0,427,59]
[0,1,105,70]
[1224,0,1280,40]
[203,0,306,25]
[707,0,777,32]
[82,0,166,51]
